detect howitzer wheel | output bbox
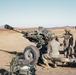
[23,45,39,65]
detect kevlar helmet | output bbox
[50,33,56,38]
[64,28,70,32]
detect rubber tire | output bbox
[23,45,39,65]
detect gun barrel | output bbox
[13,29,22,33]
[4,24,25,34]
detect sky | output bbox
[0,0,76,28]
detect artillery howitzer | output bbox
[4,24,49,61]
[4,24,51,74]
[4,25,45,75]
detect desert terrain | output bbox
[0,28,76,75]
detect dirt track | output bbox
[0,29,76,75]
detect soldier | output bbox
[63,28,73,58]
[73,40,76,58]
[37,27,49,64]
[37,26,43,34]
[42,33,60,69]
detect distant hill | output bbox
[0,25,75,29]
[50,26,75,29]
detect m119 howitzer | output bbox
[4,24,50,65]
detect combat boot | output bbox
[54,63,57,68]
[42,62,50,69]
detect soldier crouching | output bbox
[42,33,60,69]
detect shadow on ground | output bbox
[58,63,76,68]
[0,49,23,56]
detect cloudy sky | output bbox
[0,0,76,28]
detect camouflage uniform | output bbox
[73,41,76,58]
[37,27,50,64]
[42,34,60,68]
[63,28,73,58]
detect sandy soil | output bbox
[0,28,76,75]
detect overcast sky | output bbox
[0,0,76,28]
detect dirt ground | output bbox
[0,28,76,75]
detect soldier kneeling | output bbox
[42,33,60,69]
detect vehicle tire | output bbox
[23,45,39,65]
